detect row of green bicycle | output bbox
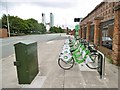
[58,37,103,70]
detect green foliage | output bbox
[49,26,64,33]
[1,14,46,35]
[2,14,7,28]
[39,23,46,34]
[0,19,2,28]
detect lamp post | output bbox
[6,0,10,37]
[74,18,82,39]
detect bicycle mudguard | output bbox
[59,53,72,62]
[85,55,93,64]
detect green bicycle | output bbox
[58,39,102,70]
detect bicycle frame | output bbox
[58,37,105,79]
[58,38,101,70]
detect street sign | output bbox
[74,18,83,22]
[75,25,80,31]
[75,31,78,35]
[74,18,80,22]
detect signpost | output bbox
[74,25,80,39]
[75,25,80,31]
[74,18,82,38]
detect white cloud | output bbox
[1,0,103,29]
[1,0,76,3]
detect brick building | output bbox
[79,2,120,65]
[0,28,8,38]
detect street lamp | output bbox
[6,0,10,37]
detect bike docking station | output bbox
[58,37,105,79]
[97,50,105,79]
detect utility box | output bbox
[14,40,39,84]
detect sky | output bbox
[1,0,104,29]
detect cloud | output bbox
[1,0,78,10]
[31,2,77,9]
[0,0,103,29]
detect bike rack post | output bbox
[97,50,105,79]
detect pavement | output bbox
[1,35,119,89]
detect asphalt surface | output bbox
[0,33,67,59]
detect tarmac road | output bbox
[0,33,66,59]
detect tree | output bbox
[1,14,47,35]
[39,23,46,34]
[25,19,46,34]
[49,26,65,33]
[2,14,7,28]
[0,19,2,28]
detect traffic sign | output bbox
[75,25,80,31]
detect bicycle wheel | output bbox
[58,57,75,70]
[86,53,100,69]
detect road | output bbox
[0,33,67,59]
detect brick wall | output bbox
[0,28,8,38]
[98,46,112,59]
[112,4,120,65]
[86,22,91,41]
[79,2,120,65]
[80,2,118,25]
[94,18,101,45]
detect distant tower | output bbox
[50,13,54,27]
[42,13,46,25]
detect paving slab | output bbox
[64,66,85,88]
[81,71,108,88]
[22,74,46,88]
[65,66,82,78]
[0,60,2,90]
[2,54,21,88]
[79,63,96,71]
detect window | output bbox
[109,9,111,13]
[109,3,111,7]
[106,5,108,9]
[113,2,115,7]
